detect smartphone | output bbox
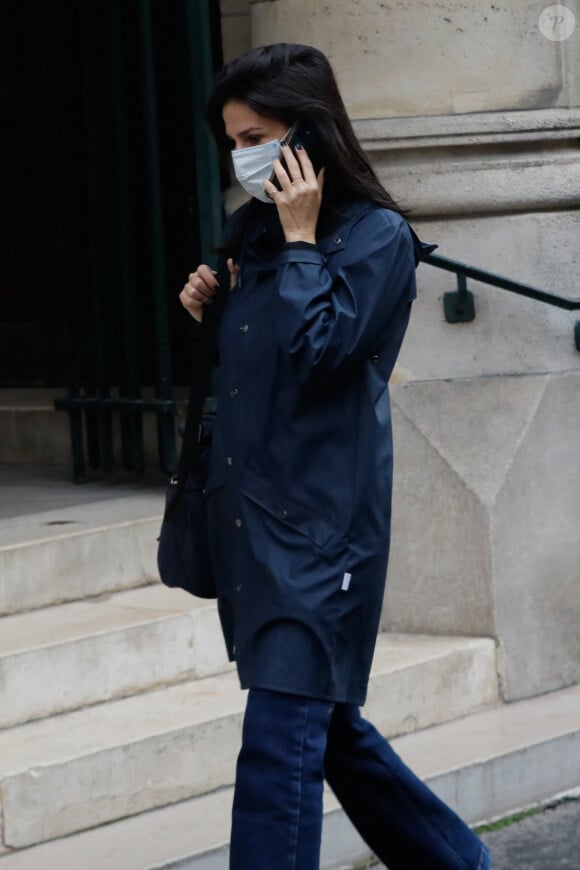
[271,122,324,189]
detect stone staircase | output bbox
[1,486,580,869]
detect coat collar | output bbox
[229,198,436,266]
[243,198,373,258]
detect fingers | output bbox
[227,257,240,290]
[179,264,220,321]
[266,144,319,200]
[269,156,291,193]
[282,143,317,185]
[187,266,219,302]
[280,143,302,183]
[293,144,317,184]
[194,265,220,300]
[271,143,313,186]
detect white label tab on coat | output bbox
[341,572,352,591]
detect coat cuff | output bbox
[279,244,327,266]
[284,241,319,250]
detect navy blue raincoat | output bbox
[204,198,433,705]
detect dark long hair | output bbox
[207,43,405,247]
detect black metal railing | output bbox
[424,252,580,351]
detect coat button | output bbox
[235,518,243,528]
[334,236,342,245]
[278,509,288,520]
[239,324,249,333]
[370,354,379,363]
[226,456,233,466]
[229,387,239,398]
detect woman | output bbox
[180,43,490,870]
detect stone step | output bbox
[0,494,165,615]
[0,633,497,850]
[0,585,231,729]
[0,391,71,466]
[2,683,579,869]
[0,389,181,467]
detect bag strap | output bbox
[177,258,230,476]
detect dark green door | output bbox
[0,0,224,478]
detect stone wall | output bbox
[250,0,580,117]
[220,0,251,62]
[220,0,580,701]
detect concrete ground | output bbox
[479,799,580,870]
[358,798,580,870]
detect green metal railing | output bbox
[424,252,580,351]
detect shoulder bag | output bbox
[157,260,228,598]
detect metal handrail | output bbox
[423,252,580,350]
[54,397,185,415]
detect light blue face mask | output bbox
[231,135,287,204]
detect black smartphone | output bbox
[271,122,324,189]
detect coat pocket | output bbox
[240,467,339,551]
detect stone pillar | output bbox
[388,373,580,702]
[221,0,251,63]
[247,0,580,701]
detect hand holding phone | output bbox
[264,130,325,244]
[270,122,324,190]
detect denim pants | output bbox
[230,689,491,870]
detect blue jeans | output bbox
[230,689,491,870]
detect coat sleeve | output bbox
[274,207,417,382]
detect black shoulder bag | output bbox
[157,262,229,598]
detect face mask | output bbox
[231,135,286,204]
